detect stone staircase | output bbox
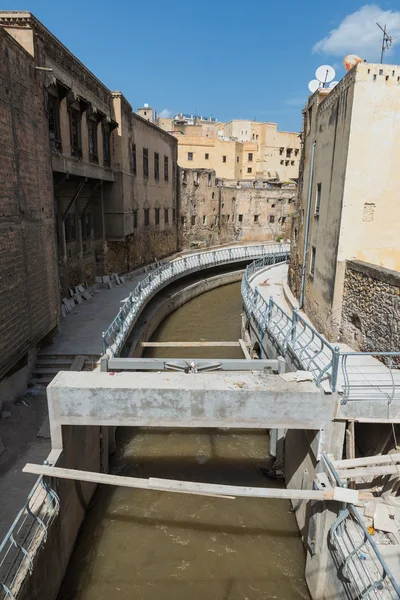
[30,354,99,389]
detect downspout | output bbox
[299,140,316,309]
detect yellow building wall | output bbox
[177,136,241,179]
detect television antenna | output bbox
[376,23,393,63]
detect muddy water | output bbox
[58,281,309,600]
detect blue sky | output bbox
[5,1,400,131]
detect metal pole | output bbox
[331,346,340,392]
[299,141,316,309]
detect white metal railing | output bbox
[102,244,290,357]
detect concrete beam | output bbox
[47,371,337,449]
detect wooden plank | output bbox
[333,452,400,469]
[337,464,400,479]
[238,339,251,359]
[140,342,240,347]
[23,463,372,502]
[70,355,87,371]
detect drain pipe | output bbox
[299,141,316,309]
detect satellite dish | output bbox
[308,79,321,93]
[217,130,223,136]
[329,81,339,89]
[316,65,335,84]
[144,103,149,108]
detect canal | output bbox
[58,280,309,600]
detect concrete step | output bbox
[32,368,61,375]
[36,358,74,367]
[32,376,54,385]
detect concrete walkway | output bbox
[250,264,400,420]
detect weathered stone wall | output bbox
[179,168,295,249]
[0,28,59,380]
[341,260,400,351]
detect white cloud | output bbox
[159,108,172,118]
[313,4,400,60]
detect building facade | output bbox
[158,115,301,182]
[179,169,294,249]
[0,26,59,390]
[288,62,400,343]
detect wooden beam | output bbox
[139,341,240,347]
[23,463,372,502]
[333,453,400,469]
[337,465,400,480]
[238,339,251,359]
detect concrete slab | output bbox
[47,370,336,449]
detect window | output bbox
[248,153,253,161]
[143,148,149,178]
[205,153,209,159]
[181,216,185,225]
[227,214,230,221]
[286,148,292,158]
[252,134,255,140]
[315,183,322,216]
[203,215,206,224]
[103,123,111,166]
[280,216,286,224]
[191,215,196,226]
[144,208,150,226]
[269,215,275,223]
[222,155,226,163]
[280,160,284,165]
[133,210,138,228]
[87,119,98,163]
[279,148,284,155]
[155,208,160,225]
[256,134,258,140]
[295,149,299,156]
[285,160,289,166]
[164,208,169,224]
[47,93,62,152]
[164,155,169,181]
[310,246,316,277]
[81,214,91,239]
[188,152,193,161]
[212,192,215,199]
[247,167,252,173]
[291,160,295,165]
[172,208,176,223]
[69,109,82,157]
[238,214,243,222]
[237,156,239,163]
[132,144,137,175]
[154,152,159,180]
[254,215,259,223]
[64,213,76,243]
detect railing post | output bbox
[291,308,298,345]
[101,332,106,354]
[331,346,340,392]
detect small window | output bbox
[222,155,227,163]
[47,93,62,152]
[269,215,275,223]
[256,134,258,140]
[155,208,160,225]
[248,153,253,161]
[291,160,295,166]
[132,144,137,175]
[227,214,230,221]
[87,119,98,163]
[164,155,169,181]
[286,148,292,158]
[102,123,111,166]
[212,192,215,199]
[181,215,185,225]
[69,109,82,158]
[143,148,149,178]
[133,210,138,228]
[279,148,284,155]
[307,105,313,135]
[247,167,252,173]
[154,152,160,180]
[238,214,243,222]
[281,216,286,224]
[254,215,259,223]
[205,153,209,159]
[191,215,196,226]
[208,173,212,186]
[237,156,239,163]
[280,160,284,165]
[144,208,150,226]
[188,152,193,161]
[310,246,316,276]
[164,208,169,224]
[203,215,206,224]
[295,149,299,156]
[172,208,176,223]
[315,183,322,215]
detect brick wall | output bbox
[341,260,400,352]
[0,28,59,379]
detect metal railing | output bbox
[241,254,339,390]
[242,259,400,398]
[340,352,400,405]
[0,477,59,600]
[102,243,290,357]
[324,453,400,600]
